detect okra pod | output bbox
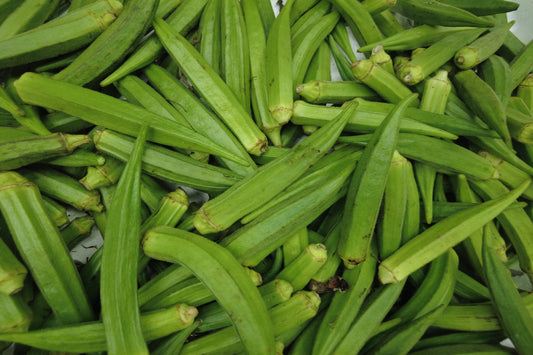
[45,149,105,168]
[0,292,32,348]
[277,244,327,291]
[339,94,418,267]
[437,0,519,16]
[0,172,94,324]
[282,228,309,266]
[153,17,268,156]
[392,0,495,27]
[93,128,242,193]
[329,0,383,47]
[150,320,200,355]
[142,227,276,355]
[379,180,530,284]
[266,0,295,126]
[0,236,27,295]
[352,59,417,105]
[14,72,246,165]
[199,0,221,74]
[0,133,90,170]
[142,277,216,311]
[454,270,491,302]
[193,102,354,234]
[20,167,103,212]
[518,74,533,111]
[329,21,356,64]
[362,0,397,15]
[412,331,505,351]
[483,235,533,354]
[0,85,24,117]
[42,112,93,134]
[398,28,486,85]
[510,39,533,89]
[507,105,533,144]
[41,195,68,227]
[420,70,451,114]
[0,0,123,69]
[296,80,378,104]
[79,155,123,191]
[372,10,404,37]
[0,0,59,40]
[60,215,95,249]
[454,22,514,70]
[0,304,198,353]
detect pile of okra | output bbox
[0,0,533,353]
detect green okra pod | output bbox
[420,70,451,114]
[328,35,356,81]
[42,112,93,134]
[378,151,408,259]
[79,155,123,191]
[291,100,458,139]
[483,235,533,354]
[0,0,123,69]
[352,59,417,105]
[332,280,406,355]
[304,39,332,83]
[0,0,20,23]
[41,195,68,227]
[372,10,404,37]
[0,132,90,170]
[312,244,377,355]
[0,0,59,40]
[359,25,475,52]
[454,270,491,302]
[137,265,194,307]
[413,331,505,351]
[255,0,275,33]
[93,128,242,193]
[142,277,216,311]
[339,94,418,268]
[193,102,354,235]
[329,0,383,47]
[330,21,356,63]
[411,343,514,354]
[142,227,276,355]
[437,0,519,16]
[150,320,200,355]
[144,64,256,175]
[0,292,32,350]
[362,0,397,15]
[266,0,295,126]
[292,12,340,90]
[453,69,511,144]
[296,80,378,104]
[54,0,158,86]
[14,72,245,165]
[510,39,533,90]
[398,28,486,86]
[0,85,24,117]
[241,0,283,146]
[20,167,104,212]
[0,172,94,324]
[291,0,320,24]
[277,243,327,291]
[454,22,514,70]
[282,228,309,266]
[45,149,105,168]
[60,215,95,249]
[101,0,208,86]
[369,44,394,75]
[402,159,420,243]
[220,0,251,113]
[153,17,268,156]
[470,179,533,280]
[199,0,221,74]
[0,304,198,353]
[378,180,530,284]
[506,105,533,144]
[392,0,494,27]
[518,74,533,111]
[0,236,27,295]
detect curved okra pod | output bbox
[0,303,198,353]
[329,0,383,47]
[312,244,377,355]
[296,80,378,104]
[14,73,246,165]
[266,0,295,126]
[93,128,242,193]
[0,133,90,170]
[378,180,530,284]
[454,22,514,70]
[378,151,408,259]
[0,0,123,69]
[101,0,208,86]
[241,0,283,146]
[483,236,533,354]
[392,0,494,27]
[142,227,276,355]
[193,102,354,234]
[0,172,94,324]
[54,0,158,86]
[153,17,268,156]
[292,12,340,90]
[352,59,418,105]
[453,69,511,145]
[338,94,418,268]
[0,236,27,295]
[358,25,475,52]
[437,0,519,16]
[332,280,406,355]
[398,28,486,86]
